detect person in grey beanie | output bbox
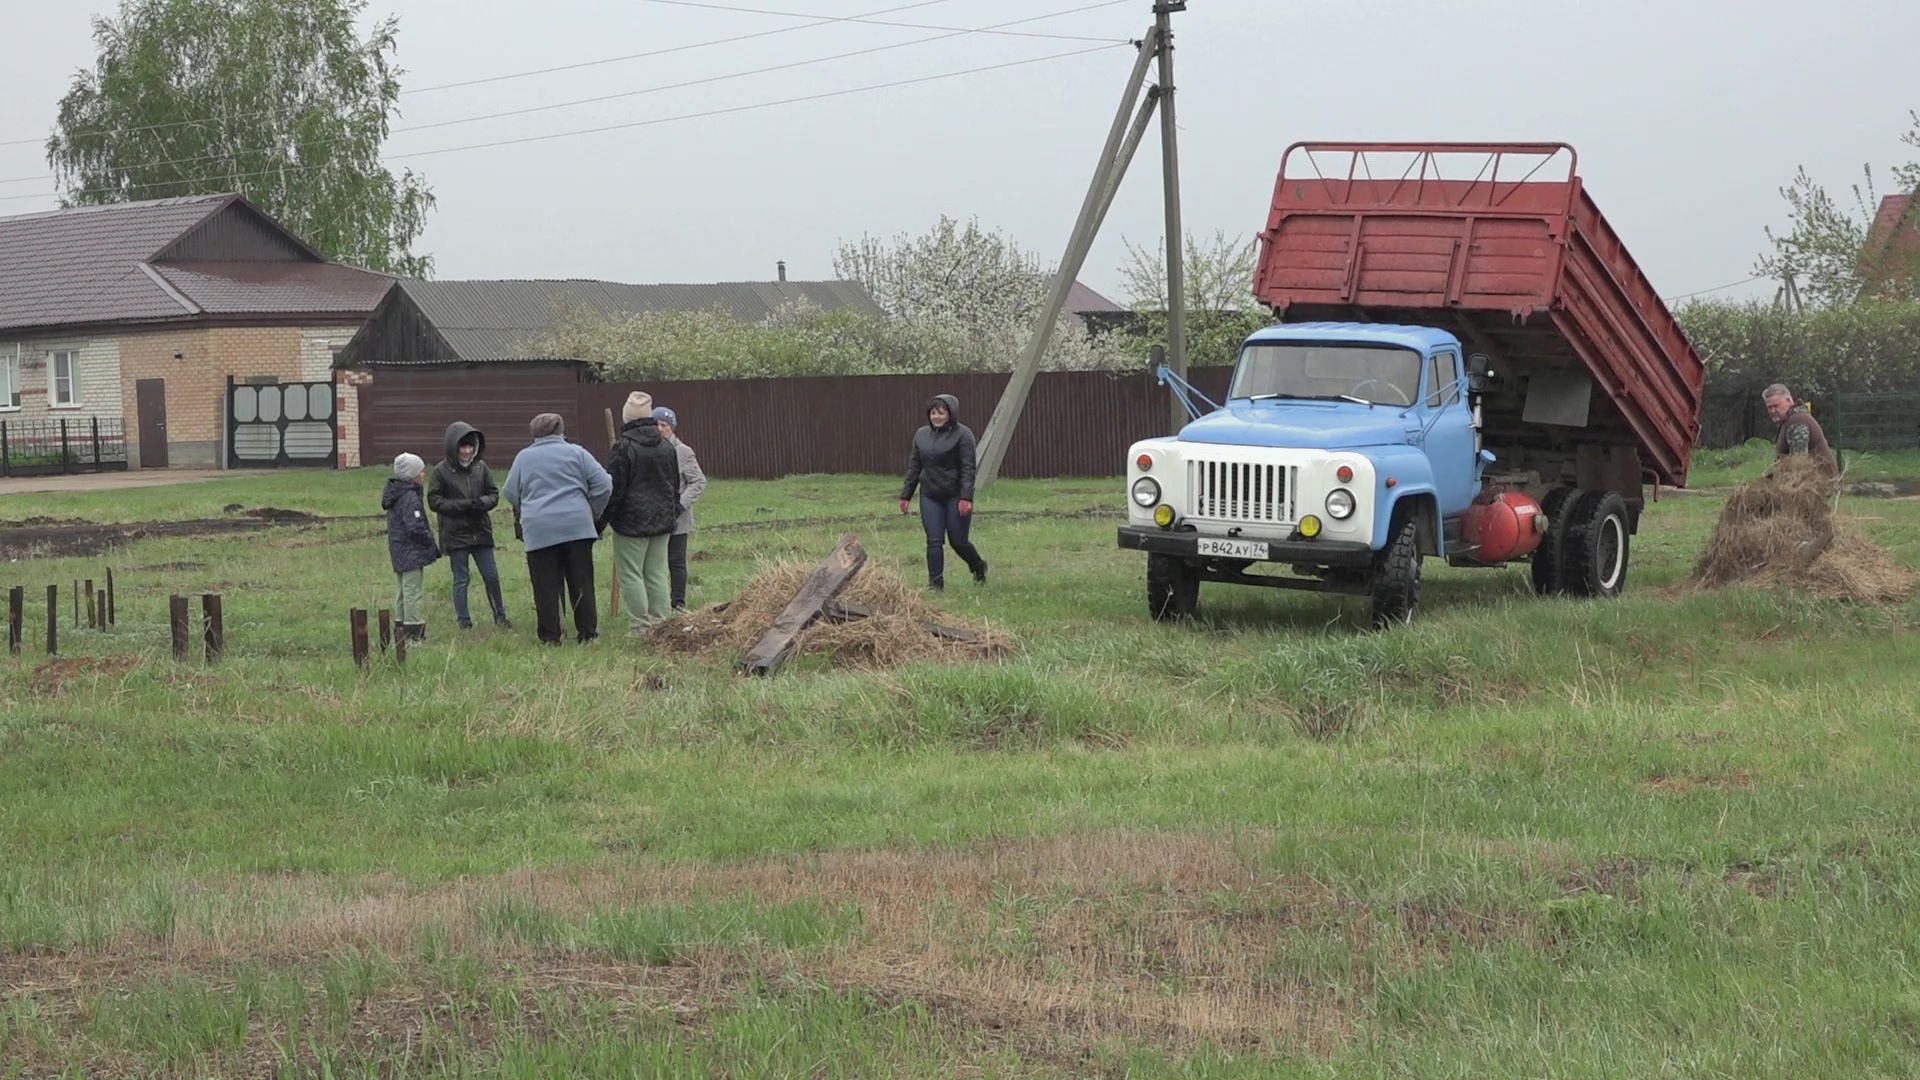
[652,406,707,611]
[383,452,441,642]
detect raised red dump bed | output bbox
[1253,143,1705,488]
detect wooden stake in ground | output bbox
[72,579,79,628]
[105,568,115,627]
[604,405,621,622]
[378,610,393,654]
[203,593,224,662]
[739,532,868,677]
[7,586,21,655]
[351,609,370,669]
[169,595,190,660]
[46,584,56,656]
[85,579,96,630]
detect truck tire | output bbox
[1561,489,1631,598]
[1147,554,1200,622]
[1529,486,1579,596]
[1369,511,1422,628]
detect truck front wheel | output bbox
[1562,489,1631,598]
[1147,554,1200,622]
[1369,513,1422,628]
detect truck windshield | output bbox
[1230,342,1424,407]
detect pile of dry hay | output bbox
[649,560,1014,670]
[1691,454,1918,603]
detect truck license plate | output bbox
[1196,538,1269,560]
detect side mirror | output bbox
[1467,352,1491,393]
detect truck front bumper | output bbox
[1117,526,1375,568]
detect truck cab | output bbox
[1120,323,1512,626]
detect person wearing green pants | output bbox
[382,452,441,642]
[596,391,682,631]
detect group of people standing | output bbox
[381,390,988,644]
[381,392,706,645]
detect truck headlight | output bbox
[1325,488,1356,519]
[1131,478,1160,508]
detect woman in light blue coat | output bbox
[501,413,612,645]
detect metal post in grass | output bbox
[377,609,392,654]
[72,579,78,628]
[7,586,21,655]
[203,594,223,662]
[46,584,57,656]
[106,568,115,627]
[350,609,370,668]
[169,595,190,661]
[85,579,96,630]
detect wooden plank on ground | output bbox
[738,533,867,677]
[820,599,985,645]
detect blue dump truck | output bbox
[1118,143,1706,626]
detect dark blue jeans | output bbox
[448,546,507,627]
[920,494,985,587]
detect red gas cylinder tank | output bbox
[1460,491,1546,564]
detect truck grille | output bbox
[1187,460,1297,523]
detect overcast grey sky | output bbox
[2,0,1915,309]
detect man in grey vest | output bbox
[1762,383,1837,476]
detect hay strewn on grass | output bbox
[649,560,1014,670]
[1691,455,1919,603]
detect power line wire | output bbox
[637,0,1130,42]
[0,0,963,150]
[0,42,1125,206]
[1664,274,1767,304]
[0,0,1129,188]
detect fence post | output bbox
[169,595,190,660]
[91,416,101,470]
[46,584,56,656]
[85,579,95,630]
[72,579,79,628]
[351,608,370,668]
[203,593,223,662]
[60,418,70,474]
[7,587,21,655]
[106,568,115,627]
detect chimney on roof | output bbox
[777,260,787,282]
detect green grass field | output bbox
[2,446,1920,1077]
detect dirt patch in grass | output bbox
[649,560,1013,671]
[29,653,143,694]
[1691,455,1919,603]
[0,512,376,559]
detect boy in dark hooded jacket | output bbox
[427,421,511,630]
[383,453,441,642]
[899,393,988,590]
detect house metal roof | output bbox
[0,193,390,334]
[371,277,887,364]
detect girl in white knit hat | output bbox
[383,452,442,642]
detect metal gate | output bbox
[227,376,339,468]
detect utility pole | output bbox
[1155,0,1188,437]
[975,2,1186,488]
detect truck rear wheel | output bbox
[1561,489,1631,598]
[1147,554,1200,622]
[1369,512,1422,628]
[1529,486,1579,596]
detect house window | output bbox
[0,345,19,410]
[50,350,80,408]
[49,349,81,407]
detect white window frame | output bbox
[49,349,80,409]
[0,344,19,412]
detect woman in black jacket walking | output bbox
[427,421,510,630]
[899,393,987,590]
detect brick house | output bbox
[0,194,391,469]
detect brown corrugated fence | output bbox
[362,365,1234,479]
